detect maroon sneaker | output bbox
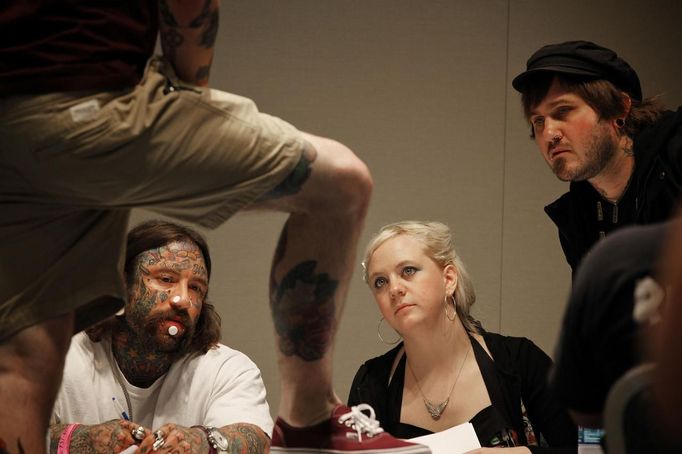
[271,403,432,453]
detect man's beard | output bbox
[552,122,619,182]
[142,311,195,355]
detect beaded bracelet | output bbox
[57,423,81,454]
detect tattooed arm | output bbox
[158,0,219,86]
[215,423,270,454]
[48,420,147,454]
[136,423,269,453]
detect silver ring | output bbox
[152,436,166,451]
[132,426,146,441]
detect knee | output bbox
[335,149,373,217]
[318,141,373,217]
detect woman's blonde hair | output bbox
[362,220,481,334]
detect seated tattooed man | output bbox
[49,220,272,453]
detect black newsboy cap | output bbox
[512,40,642,101]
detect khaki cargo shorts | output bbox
[0,57,305,341]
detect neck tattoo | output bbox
[109,344,134,421]
[407,345,470,420]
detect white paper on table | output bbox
[408,422,481,454]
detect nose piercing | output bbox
[171,295,195,307]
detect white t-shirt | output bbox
[52,333,273,435]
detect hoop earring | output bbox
[444,295,457,321]
[615,118,625,128]
[377,317,401,345]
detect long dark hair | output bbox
[87,220,222,353]
[521,73,665,139]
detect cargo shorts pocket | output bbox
[32,96,121,161]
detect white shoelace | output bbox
[337,404,385,442]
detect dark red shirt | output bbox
[0,1,158,95]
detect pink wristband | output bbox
[57,423,80,454]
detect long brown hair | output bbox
[87,220,221,353]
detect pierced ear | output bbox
[443,264,458,295]
[619,93,633,122]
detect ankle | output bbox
[278,396,341,427]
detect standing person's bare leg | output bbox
[265,134,431,453]
[0,314,74,454]
[265,133,372,425]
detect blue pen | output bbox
[112,396,130,421]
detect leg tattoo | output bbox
[260,148,313,201]
[271,261,338,361]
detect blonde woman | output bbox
[348,221,576,453]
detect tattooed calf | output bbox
[271,261,338,361]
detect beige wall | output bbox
[132,0,682,416]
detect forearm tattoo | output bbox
[158,0,179,27]
[50,422,134,454]
[49,425,68,453]
[159,0,218,46]
[161,28,184,62]
[227,424,269,454]
[189,0,219,48]
[195,64,211,85]
[159,0,218,80]
[188,0,211,26]
[159,0,182,61]
[270,224,338,361]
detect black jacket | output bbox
[348,331,577,453]
[545,108,682,273]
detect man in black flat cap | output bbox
[512,40,682,273]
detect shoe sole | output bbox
[270,446,432,454]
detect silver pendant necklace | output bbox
[407,345,470,420]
